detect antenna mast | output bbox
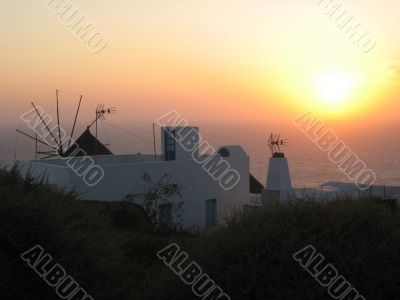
[87,104,116,157]
[268,133,288,157]
[88,105,116,129]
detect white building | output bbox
[18,126,251,229]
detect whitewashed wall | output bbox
[18,149,249,229]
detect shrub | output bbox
[2,166,399,300]
[0,167,157,299]
[143,199,400,299]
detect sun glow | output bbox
[315,73,354,108]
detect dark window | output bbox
[164,129,176,161]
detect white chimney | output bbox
[266,152,292,201]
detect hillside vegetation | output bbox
[0,167,399,299]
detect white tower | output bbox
[265,134,292,202]
[266,153,292,201]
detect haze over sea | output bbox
[1,121,399,189]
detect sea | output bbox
[1,121,399,189]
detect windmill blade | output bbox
[16,129,59,150]
[56,89,63,151]
[31,102,60,147]
[68,95,82,149]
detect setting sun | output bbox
[315,73,354,108]
[1,1,400,298]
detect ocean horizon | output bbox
[2,121,399,189]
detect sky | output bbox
[0,0,399,130]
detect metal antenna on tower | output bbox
[87,104,116,158]
[268,133,288,156]
[88,104,117,129]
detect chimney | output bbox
[265,152,292,202]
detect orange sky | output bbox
[1,0,399,129]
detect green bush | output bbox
[0,167,173,300]
[143,200,400,300]
[1,166,399,299]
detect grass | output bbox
[0,167,399,299]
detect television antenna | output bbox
[88,104,117,129]
[87,104,116,157]
[16,90,83,159]
[268,133,288,156]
